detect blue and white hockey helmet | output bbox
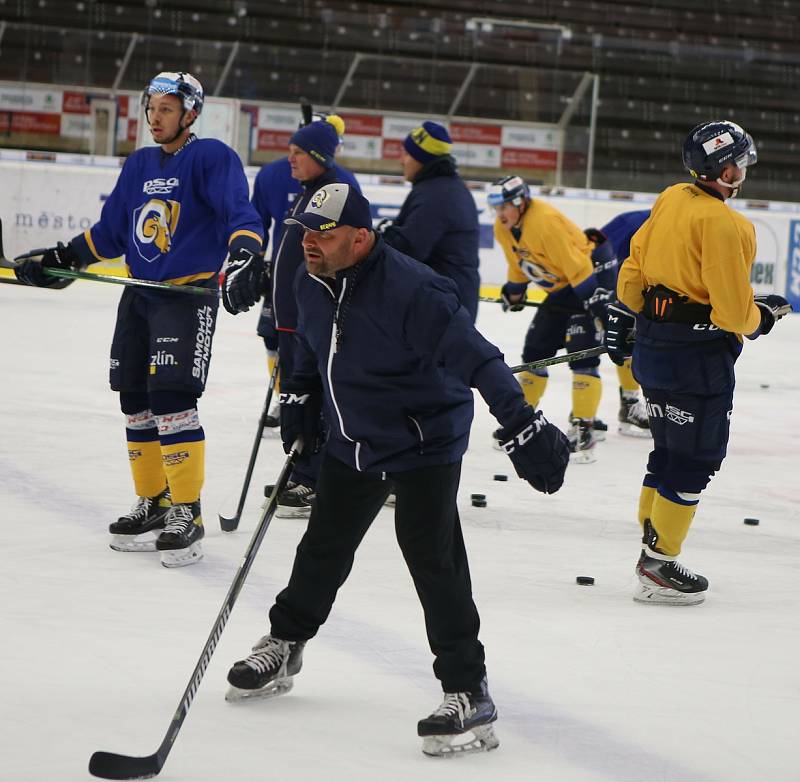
[487,175,530,208]
[682,120,756,181]
[143,71,204,116]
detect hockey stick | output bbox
[219,355,280,532]
[479,295,583,315]
[88,438,302,781]
[12,255,221,297]
[509,345,607,374]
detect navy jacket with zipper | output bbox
[382,156,480,322]
[291,235,528,473]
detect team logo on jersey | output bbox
[143,176,180,195]
[133,199,181,262]
[310,189,329,209]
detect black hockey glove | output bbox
[222,247,264,315]
[605,302,636,366]
[14,241,82,289]
[279,375,324,460]
[583,287,614,329]
[753,294,792,336]
[501,281,528,312]
[496,408,570,494]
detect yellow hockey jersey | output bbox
[617,183,761,336]
[494,199,595,294]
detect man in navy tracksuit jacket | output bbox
[382,121,480,322]
[226,183,571,752]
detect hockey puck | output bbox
[743,517,760,526]
[760,384,770,389]
[576,576,595,586]
[472,498,487,508]
[470,493,486,501]
[493,474,508,481]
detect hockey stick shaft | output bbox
[478,295,583,315]
[88,439,302,781]
[509,345,607,374]
[219,356,280,532]
[39,267,221,296]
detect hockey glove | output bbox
[14,241,82,289]
[279,375,324,460]
[375,218,394,235]
[496,408,570,494]
[583,287,614,329]
[501,281,528,312]
[605,303,636,366]
[222,247,264,315]
[753,294,792,336]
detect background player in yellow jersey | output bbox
[489,175,640,461]
[606,120,791,604]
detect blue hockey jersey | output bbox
[73,136,262,284]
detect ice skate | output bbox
[263,397,280,429]
[569,413,607,442]
[275,482,315,518]
[567,418,597,464]
[226,635,305,702]
[418,678,499,758]
[634,520,708,605]
[619,390,651,438]
[156,500,204,567]
[109,486,171,552]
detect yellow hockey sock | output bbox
[638,485,656,529]
[519,371,548,409]
[267,351,281,395]
[649,492,698,557]
[127,439,167,498]
[571,373,602,419]
[160,439,205,505]
[616,359,640,393]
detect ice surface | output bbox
[1,281,797,781]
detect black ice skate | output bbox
[225,635,305,702]
[156,500,204,568]
[418,678,499,758]
[264,397,280,428]
[569,413,607,442]
[634,520,708,605]
[275,482,315,518]
[618,390,651,438]
[109,486,171,552]
[567,418,597,464]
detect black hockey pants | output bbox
[269,453,486,693]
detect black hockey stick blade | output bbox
[89,750,162,780]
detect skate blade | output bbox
[633,582,706,606]
[383,493,396,507]
[109,532,160,552]
[225,677,294,702]
[274,505,311,519]
[569,448,597,465]
[422,724,499,758]
[618,423,651,438]
[592,430,607,442]
[160,541,204,568]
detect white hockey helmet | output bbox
[143,71,204,115]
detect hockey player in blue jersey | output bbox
[251,108,359,428]
[15,71,264,567]
[597,209,652,437]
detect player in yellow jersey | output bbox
[605,120,791,604]
[489,175,627,462]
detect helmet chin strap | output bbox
[716,167,747,199]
